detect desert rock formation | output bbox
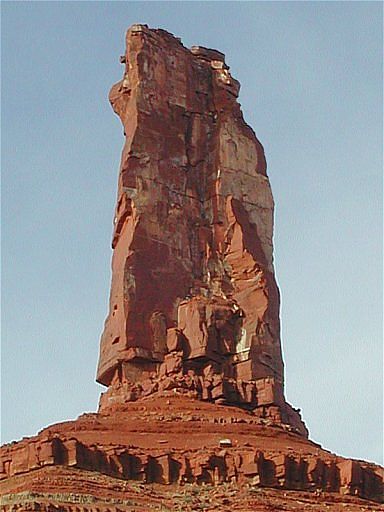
[1,26,382,511]
[96,24,304,434]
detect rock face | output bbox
[96,24,300,431]
[2,25,383,512]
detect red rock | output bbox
[1,395,383,506]
[166,328,186,353]
[1,25,382,511]
[95,23,297,432]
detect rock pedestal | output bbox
[1,396,383,510]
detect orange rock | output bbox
[1,26,382,511]
[95,24,296,433]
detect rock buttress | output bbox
[96,25,303,433]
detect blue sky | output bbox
[2,2,382,464]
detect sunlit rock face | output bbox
[2,26,383,510]
[96,24,301,432]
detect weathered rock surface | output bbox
[96,23,300,431]
[2,25,383,511]
[1,396,383,510]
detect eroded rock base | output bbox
[1,396,382,507]
[99,341,308,436]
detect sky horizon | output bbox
[2,1,383,465]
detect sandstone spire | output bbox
[96,24,303,433]
[1,26,382,509]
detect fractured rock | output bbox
[96,23,293,429]
[2,25,382,511]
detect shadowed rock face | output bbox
[96,24,297,428]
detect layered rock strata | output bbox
[1,396,383,507]
[97,24,299,430]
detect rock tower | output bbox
[1,26,382,511]
[96,24,303,432]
